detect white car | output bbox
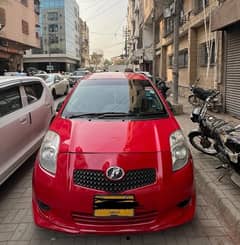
[35,73,69,99]
[0,76,54,185]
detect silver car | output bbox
[0,76,54,185]
[34,73,69,99]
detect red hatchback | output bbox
[32,72,195,234]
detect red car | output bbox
[32,72,195,234]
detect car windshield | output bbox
[73,71,85,76]
[62,79,167,119]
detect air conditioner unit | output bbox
[163,8,171,18]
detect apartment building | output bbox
[211,0,240,117]
[24,0,84,72]
[128,0,222,93]
[0,0,40,74]
[79,18,89,68]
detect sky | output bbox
[76,0,128,60]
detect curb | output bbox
[195,167,240,241]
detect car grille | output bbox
[73,168,156,193]
[72,210,158,225]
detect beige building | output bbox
[0,0,40,74]
[79,18,89,68]
[128,0,223,95]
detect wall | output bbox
[0,0,39,48]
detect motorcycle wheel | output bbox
[188,95,201,106]
[189,131,218,156]
[209,103,221,113]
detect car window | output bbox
[54,75,60,82]
[62,79,167,119]
[45,75,54,83]
[24,82,44,104]
[0,86,22,118]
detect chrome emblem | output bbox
[106,167,125,181]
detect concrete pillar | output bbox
[188,28,198,85]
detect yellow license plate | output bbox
[94,195,135,217]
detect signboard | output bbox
[46,65,54,71]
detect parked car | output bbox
[33,72,195,234]
[0,76,54,185]
[34,73,69,99]
[68,70,89,87]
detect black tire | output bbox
[64,85,69,95]
[189,131,218,156]
[52,89,57,99]
[188,95,201,106]
[209,103,221,113]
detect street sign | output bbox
[46,65,54,71]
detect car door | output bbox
[22,80,53,148]
[0,84,31,184]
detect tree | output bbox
[103,59,112,70]
[91,52,103,70]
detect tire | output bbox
[64,85,69,95]
[52,89,57,99]
[189,131,218,156]
[209,103,221,113]
[188,95,201,106]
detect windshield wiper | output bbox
[66,113,103,119]
[65,112,134,119]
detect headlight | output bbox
[170,130,189,171]
[39,131,60,174]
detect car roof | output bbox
[86,72,148,81]
[0,76,44,89]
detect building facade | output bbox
[211,0,240,117]
[0,0,40,74]
[24,0,84,72]
[128,0,222,95]
[79,18,89,68]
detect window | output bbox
[24,83,43,104]
[168,55,173,68]
[48,12,58,21]
[168,49,188,68]
[194,0,209,14]
[199,41,215,66]
[164,17,174,36]
[22,20,29,35]
[49,24,58,32]
[179,49,188,68]
[21,0,28,7]
[49,34,59,44]
[0,87,22,117]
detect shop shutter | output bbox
[225,25,240,117]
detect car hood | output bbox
[52,117,179,153]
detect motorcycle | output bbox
[188,84,222,113]
[156,78,173,112]
[188,92,240,187]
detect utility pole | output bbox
[152,0,156,84]
[172,0,181,104]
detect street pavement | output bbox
[0,97,238,244]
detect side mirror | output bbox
[55,79,60,83]
[56,101,63,112]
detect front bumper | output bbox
[32,155,196,234]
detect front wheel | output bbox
[188,95,201,106]
[189,131,218,156]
